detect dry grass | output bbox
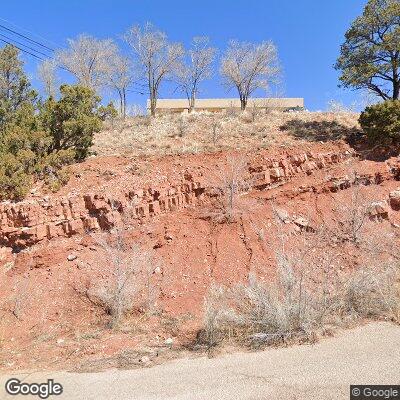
[93,110,360,157]
[201,261,400,349]
[199,195,400,348]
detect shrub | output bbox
[41,85,103,160]
[206,155,253,223]
[0,83,103,200]
[0,152,34,200]
[98,102,118,121]
[200,261,400,348]
[359,100,400,144]
[0,45,38,132]
[0,45,108,200]
[0,127,75,200]
[84,231,160,328]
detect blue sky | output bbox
[1,0,368,111]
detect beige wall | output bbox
[147,98,304,114]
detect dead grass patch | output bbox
[93,111,360,157]
[199,262,400,349]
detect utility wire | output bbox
[0,23,54,52]
[0,37,70,73]
[0,17,60,48]
[0,37,46,61]
[0,32,52,58]
[126,88,146,95]
[0,20,149,94]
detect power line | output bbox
[0,38,46,61]
[0,20,150,94]
[126,88,146,95]
[0,17,60,49]
[0,21,72,72]
[0,37,71,73]
[0,32,52,58]
[0,23,54,52]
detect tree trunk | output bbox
[150,97,156,117]
[240,96,247,111]
[189,90,196,113]
[150,89,157,117]
[118,89,123,119]
[122,88,127,119]
[148,73,157,116]
[393,80,399,100]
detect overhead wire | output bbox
[0,23,55,52]
[0,17,60,48]
[0,32,52,58]
[0,19,149,95]
[0,37,46,61]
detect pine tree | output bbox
[335,0,400,101]
[0,45,37,132]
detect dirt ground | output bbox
[1,112,399,373]
[1,322,399,400]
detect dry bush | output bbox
[200,200,400,348]
[316,182,369,246]
[249,102,260,122]
[206,155,253,223]
[224,103,238,118]
[201,261,400,348]
[326,100,358,113]
[85,231,160,328]
[176,116,188,137]
[210,116,221,146]
[340,263,400,321]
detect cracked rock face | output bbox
[2,142,400,372]
[2,146,399,252]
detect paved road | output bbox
[1,323,399,400]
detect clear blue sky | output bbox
[1,0,368,111]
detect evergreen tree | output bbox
[41,85,102,160]
[0,45,37,132]
[335,0,400,101]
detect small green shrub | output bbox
[41,85,103,160]
[359,100,400,144]
[0,128,75,200]
[0,152,34,200]
[98,102,118,121]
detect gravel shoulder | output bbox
[1,322,399,400]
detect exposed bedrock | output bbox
[1,148,399,250]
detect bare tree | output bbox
[220,40,280,111]
[37,59,58,98]
[209,155,251,223]
[57,34,117,91]
[105,51,134,119]
[124,23,184,117]
[175,37,216,112]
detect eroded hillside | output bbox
[1,113,400,372]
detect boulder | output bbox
[389,189,400,210]
[368,201,389,219]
